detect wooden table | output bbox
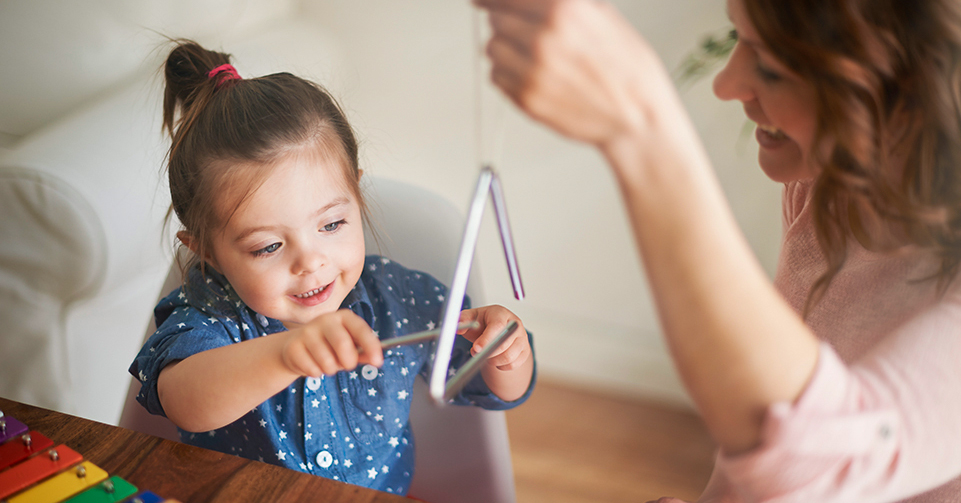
[0,397,412,502]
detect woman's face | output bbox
[713,0,820,183]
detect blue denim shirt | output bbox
[129,255,536,495]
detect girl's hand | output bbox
[281,310,383,377]
[457,305,531,370]
[474,0,672,149]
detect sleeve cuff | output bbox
[716,343,900,502]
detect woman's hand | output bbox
[281,309,383,377]
[475,0,674,151]
[457,305,534,401]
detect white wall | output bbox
[0,0,783,418]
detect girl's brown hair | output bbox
[161,40,367,277]
[744,0,961,312]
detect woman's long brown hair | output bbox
[745,0,961,314]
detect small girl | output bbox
[129,40,536,495]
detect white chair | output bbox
[118,176,517,503]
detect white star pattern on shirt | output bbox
[400,367,409,376]
[139,370,147,382]
[305,432,312,440]
[368,388,377,397]
[397,390,409,400]
[344,459,353,468]
[368,468,378,479]
[259,419,267,427]
[349,371,358,379]
[276,404,283,412]
[374,414,384,421]
[312,399,319,408]
[426,320,435,330]
[279,431,287,440]
[382,465,389,473]
[388,437,399,447]
[276,450,286,461]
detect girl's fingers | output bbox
[303,335,341,376]
[325,322,360,371]
[490,337,530,370]
[342,311,383,366]
[287,345,323,377]
[472,327,522,359]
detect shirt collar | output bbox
[341,274,375,326]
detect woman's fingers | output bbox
[480,0,662,146]
[474,0,557,20]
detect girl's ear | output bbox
[176,231,199,254]
[177,231,220,270]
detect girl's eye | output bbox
[253,242,281,257]
[322,220,346,233]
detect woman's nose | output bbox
[713,45,753,103]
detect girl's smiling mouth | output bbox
[291,281,334,306]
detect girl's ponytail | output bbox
[162,41,233,140]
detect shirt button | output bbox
[879,424,892,439]
[362,365,379,380]
[306,377,322,391]
[316,450,333,468]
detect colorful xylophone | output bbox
[0,410,176,503]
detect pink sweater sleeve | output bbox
[714,295,961,502]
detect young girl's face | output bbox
[205,150,366,327]
[713,0,819,183]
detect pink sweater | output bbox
[700,181,961,503]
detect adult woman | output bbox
[475,0,961,501]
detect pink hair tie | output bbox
[207,64,241,87]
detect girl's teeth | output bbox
[297,287,323,298]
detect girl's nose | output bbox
[712,44,753,103]
[292,244,325,275]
